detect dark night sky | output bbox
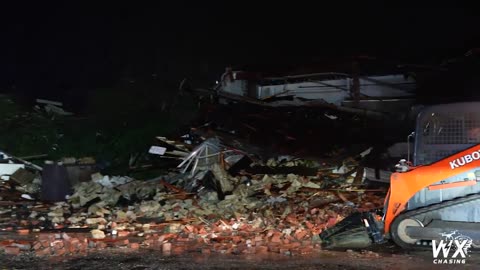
[1,3,479,94]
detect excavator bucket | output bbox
[319,211,385,249]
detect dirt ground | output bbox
[1,249,478,270]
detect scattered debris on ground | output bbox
[34,99,74,117]
[0,129,387,257]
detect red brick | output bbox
[256,245,268,254]
[4,246,20,255]
[302,240,312,246]
[152,240,162,249]
[242,247,256,254]
[70,241,82,253]
[129,243,140,250]
[268,244,280,253]
[35,247,52,256]
[326,217,337,228]
[0,240,14,247]
[67,242,77,253]
[271,234,282,243]
[77,235,87,243]
[117,231,130,237]
[70,238,80,245]
[79,242,87,252]
[201,248,211,254]
[97,242,107,249]
[118,239,129,246]
[255,239,265,246]
[53,240,64,249]
[184,225,194,233]
[33,241,42,250]
[176,237,190,243]
[17,229,30,235]
[212,243,222,251]
[286,214,299,226]
[222,247,233,254]
[143,239,154,247]
[198,227,207,235]
[63,237,78,253]
[299,247,314,254]
[235,243,247,253]
[185,243,199,252]
[55,247,66,256]
[162,242,171,254]
[172,245,184,254]
[157,234,165,243]
[283,242,301,249]
[304,221,314,229]
[295,230,307,240]
[232,236,242,244]
[38,233,55,242]
[40,240,50,248]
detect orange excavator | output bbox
[320,102,480,249]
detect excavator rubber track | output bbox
[390,192,480,250]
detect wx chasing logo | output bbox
[432,230,473,264]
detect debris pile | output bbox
[0,132,388,257]
[34,99,73,117]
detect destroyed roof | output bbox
[229,57,415,78]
